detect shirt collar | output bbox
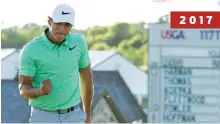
[41,27,69,50]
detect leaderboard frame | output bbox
[148,23,220,123]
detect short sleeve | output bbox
[19,45,36,76]
[78,37,90,69]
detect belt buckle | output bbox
[57,110,62,114]
[57,109,66,114]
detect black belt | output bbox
[35,104,80,114]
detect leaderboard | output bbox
[148,24,220,123]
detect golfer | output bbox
[18,3,94,123]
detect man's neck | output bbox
[45,29,63,46]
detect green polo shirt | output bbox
[19,28,90,111]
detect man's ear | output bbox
[47,16,52,26]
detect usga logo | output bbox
[160,30,185,39]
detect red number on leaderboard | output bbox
[170,11,220,29]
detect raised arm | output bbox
[18,45,51,99]
[18,75,42,99]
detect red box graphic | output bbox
[170,11,220,29]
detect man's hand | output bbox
[85,114,92,123]
[40,79,52,95]
[19,75,52,99]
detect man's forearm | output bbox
[82,82,94,114]
[19,84,42,99]
[80,69,94,115]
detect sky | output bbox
[0,0,219,29]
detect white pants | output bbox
[29,106,86,123]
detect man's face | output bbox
[48,17,72,43]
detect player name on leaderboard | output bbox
[148,24,220,123]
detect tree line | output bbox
[1,15,169,72]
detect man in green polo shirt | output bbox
[18,3,94,123]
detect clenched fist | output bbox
[40,79,52,95]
